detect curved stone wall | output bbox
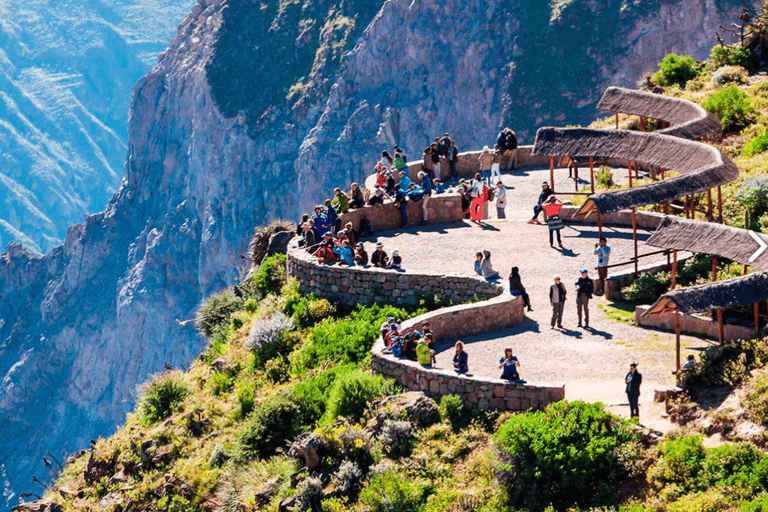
[370,295,564,411]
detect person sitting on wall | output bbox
[393,150,406,175]
[498,347,521,381]
[453,340,468,375]
[332,187,350,214]
[367,184,391,205]
[349,182,365,209]
[299,221,317,250]
[380,150,394,170]
[376,165,388,188]
[509,266,533,312]
[481,250,500,281]
[474,252,483,275]
[371,242,389,268]
[311,205,329,237]
[314,239,337,264]
[354,242,368,266]
[398,170,412,192]
[389,249,403,270]
[422,332,437,366]
[401,326,421,361]
[406,182,424,202]
[358,216,375,239]
[416,337,434,367]
[333,239,355,266]
[383,330,403,358]
[339,221,357,247]
[385,171,396,196]
[528,181,554,224]
[432,178,445,194]
[296,213,309,237]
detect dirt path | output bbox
[365,165,715,429]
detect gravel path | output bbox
[364,165,713,427]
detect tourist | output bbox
[376,166,388,188]
[406,182,424,202]
[385,172,396,196]
[416,337,434,367]
[594,237,611,295]
[503,128,518,170]
[495,181,507,219]
[682,354,697,371]
[498,348,520,380]
[332,187,350,214]
[478,146,493,184]
[458,180,471,215]
[438,133,451,156]
[490,144,502,184]
[509,266,533,312]
[389,249,403,269]
[423,332,437,365]
[575,269,594,328]
[393,186,409,228]
[549,275,567,329]
[398,170,412,192]
[470,173,485,223]
[542,195,564,248]
[349,182,365,209]
[419,171,432,222]
[367,184,391,205]
[314,239,337,264]
[481,250,500,280]
[381,150,394,170]
[387,331,403,358]
[311,205,329,237]
[338,221,357,247]
[393,150,406,174]
[423,146,434,180]
[333,239,355,266]
[299,221,317,250]
[427,142,439,180]
[453,341,468,375]
[433,178,445,194]
[324,199,339,234]
[422,321,433,338]
[401,326,421,360]
[354,242,368,266]
[446,140,459,180]
[625,362,642,419]
[296,213,309,236]
[371,242,389,268]
[359,216,375,239]
[474,252,483,274]
[528,181,554,224]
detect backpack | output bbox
[487,187,495,201]
[508,132,518,150]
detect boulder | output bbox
[377,391,439,427]
[266,231,295,258]
[12,500,62,512]
[288,434,323,469]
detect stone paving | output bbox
[362,164,713,428]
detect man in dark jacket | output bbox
[528,182,554,223]
[625,363,642,419]
[575,269,594,328]
[549,275,567,329]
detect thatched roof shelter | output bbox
[644,272,768,317]
[597,86,721,140]
[532,128,739,216]
[646,216,768,272]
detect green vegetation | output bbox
[653,53,699,86]
[136,372,190,425]
[710,44,755,72]
[702,85,756,133]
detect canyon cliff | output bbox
[0,0,753,508]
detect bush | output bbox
[494,400,639,511]
[236,379,257,419]
[332,460,363,495]
[622,270,671,305]
[137,373,190,425]
[598,166,614,187]
[653,53,699,86]
[207,371,234,396]
[736,176,768,226]
[710,45,755,73]
[233,390,314,462]
[744,373,768,424]
[254,254,287,297]
[295,476,323,512]
[358,472,430,512]
[685,337,768,388]
[702,85,756,133]
[245,312,295,366]
[380,420,415,458]
[282,280,337,330]
[649,435,705,491]
[321,369,398,425]
[439,394,466,432]
[197,289,243,339]
[713,65,749,85]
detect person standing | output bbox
[625,363,642,419]
[495,181,507,219]
[447,140,459,180]
[575,269,594,328]
[469,173,485,223]
[478,146,493,184]
[490,145,502,184]
[549,275,567,329]
[594,237,611,295]
[419,171,432,222]
[453,341,468,374]
[542,195,564,248]
[528,182,554,224]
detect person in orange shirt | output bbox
[542,195,564,248]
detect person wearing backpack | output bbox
[469,173,484,223]
[478,146,493,185]
[504,128,519,170]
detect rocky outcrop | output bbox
[0,0,756,508]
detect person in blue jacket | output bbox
[311,205,328,237]
[333,239,355,266]
[324,199,338,234]
[453,341,468,374]
[498,348,520,380]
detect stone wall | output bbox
[338,192,464,234]
[370,295,565,411]
[286,238,503,308]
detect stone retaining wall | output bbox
[338,192,464,234]
[286,238,503,308]
[370,295,565,411]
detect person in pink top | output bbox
[542,195,564,248]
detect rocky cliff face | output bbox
[0,0,193,255]
[0,0,754,508]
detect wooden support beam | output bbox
[632,207,639,279]
[718,185,723,223]
[663,202,669,215]
[639,116,646,131]
[707,189,713,222]
[627,160,633,188]
[671,250,678,290]
[717,308,724,345]
[574,163,579,191]
[589,156,595,194]
[661,167,665,180]
[675,311,681,373]
[634,160,639,180]
[712,256,718,283]
[615,112,619,129]
[550,157,555,192]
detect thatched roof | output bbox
[646,216,768,272]
[644,272,768,317]
[532,128,739,216]
[597,86,721,140]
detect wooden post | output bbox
[675,310,681,374]
[712,256,718,282]
[690,195,696,219]
[756,302,761,335]
[707,189,713,222]
[627,160,633,188]
[632,207,639,278]
[589,156,595,194]
[615,112,619,129]
[634,160,639,180]
[663,202,669,215]
[717,309,724,345]
[661,167,665,180]
[718,185,723,223]
[574,163,579,191]
[597,212,603,240]
[639,116,646,131]
[671,250,678,290]
[550,157,555,192]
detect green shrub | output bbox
[736,176,768,229]
[649,435,706,491]
[197,289,243,339]
[745,374,768,424]
[137,373,190,425]
[233,390,314,462]
[653,53,699,86]
[702,85,756,133]
[598,166,614,187]
[439,394,466,432]
[711,45,755,73]
[207,371,234,396]
[622,270,671,305]
[741,494,768,512]
[254,254,287,297]
[359,472,430,512]
[236,379,257,419]
[699,443,768,493]
[321,369,398,425]
[292,364,358,422]
[246,312,296,367]
[686,337,768,388]
[494,400,639,511]
[713,65,749,85]
[295,476,323,512]
[380,420,415,458]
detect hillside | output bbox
[0,0,759,510]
